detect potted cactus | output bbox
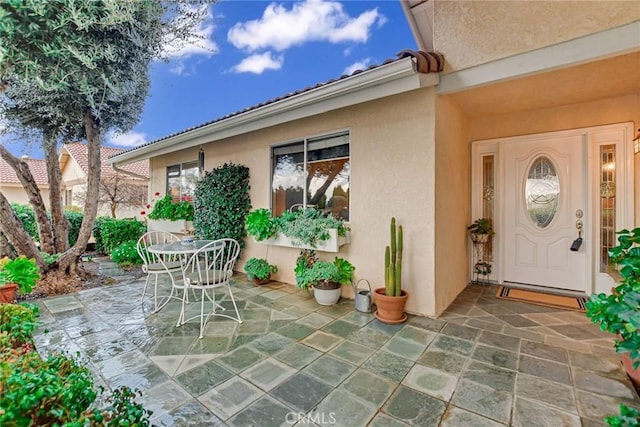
[374,217,409,324]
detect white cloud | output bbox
[108,130,147,148]
[228,0,385,52]
[231,52,284,74]
[343,58,373,75]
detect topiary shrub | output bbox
[194,163,251,248]
[100,219,146,254]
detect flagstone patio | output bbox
[32,265,639,426]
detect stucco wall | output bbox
[0,185,51,207]
[150,89,439,316]
[467,93,639,142]
[434,1,640,71]
[434,95,471,316]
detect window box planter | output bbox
[147,219,193,235]
[256,229,349,253]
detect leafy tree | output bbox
[0,1,209,277]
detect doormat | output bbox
[496,286,588,311]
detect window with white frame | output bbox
[271,132,350,220]
[167,160,199,202]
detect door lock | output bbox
[571,219,583,252]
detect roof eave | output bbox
[108,57,437,166]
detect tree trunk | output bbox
[0,232,16,258]
[0,145,55,253]
[43,135,70,252]
[58,110,101,273]
[111,201,116,218]
[0,192,46,269]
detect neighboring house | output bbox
[109,1,639,317]
[60,142,149,219]
[0,155,50,205]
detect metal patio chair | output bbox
[136,231,183,311]
[176,238,242,339]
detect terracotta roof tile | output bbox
[0,156,48,186]
[110,50,445,159]
[64,142,149,179]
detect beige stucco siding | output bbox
[434,95,471,316]
[434,0,640,71]
[0,185,51,207]
[150,89,439,316]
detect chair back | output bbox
[137,231,181,267]
[182,238,240,287]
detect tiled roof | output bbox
[0,156,49,186]
[110,49,445,159]
[64,142,149,179]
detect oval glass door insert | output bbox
[525,156,559,228]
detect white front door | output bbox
[503,134,587,292]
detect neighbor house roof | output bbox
[108,50,444,166]
[61,142,149,179]
[0,156,49,186]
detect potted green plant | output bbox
[244,257,278,285]
[586,227,640,425]
[246,207,350,252]
[374,217,409,324]
[467,218,495,243]
[145,194,195,234]
[294,250,354,305]
[245,209,277,241]
[0,256,40,304]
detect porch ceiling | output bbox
[448,51,640,118]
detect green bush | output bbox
[93,216,115,253]
[11,203,38,241]
[111,240,143,266]
[194,163,251,248]
[101,219,146,254]
[8,204,83,246]
[0,303,39,355]
[0,304,152,425]
[65,210,83,246]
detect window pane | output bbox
[526,156,559,228]
[599,144,616,272]
[271,133,350,220]
[167,161,198,202]
[272,142,304,216]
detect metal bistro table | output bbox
[146,239,222,312]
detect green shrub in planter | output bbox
[0,256,41,295]
[585,227,640,426]
[244,257,277,281]
[148,195,194,221]
[245,209,276,241]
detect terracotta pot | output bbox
[249,275,271,286]
[0,283,18,304]
[374,288,409,324]
[621,351,640,387]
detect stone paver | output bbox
[31,270,639,426]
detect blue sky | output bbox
[3,0,416,158]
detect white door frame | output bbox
[471,122,635,295]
